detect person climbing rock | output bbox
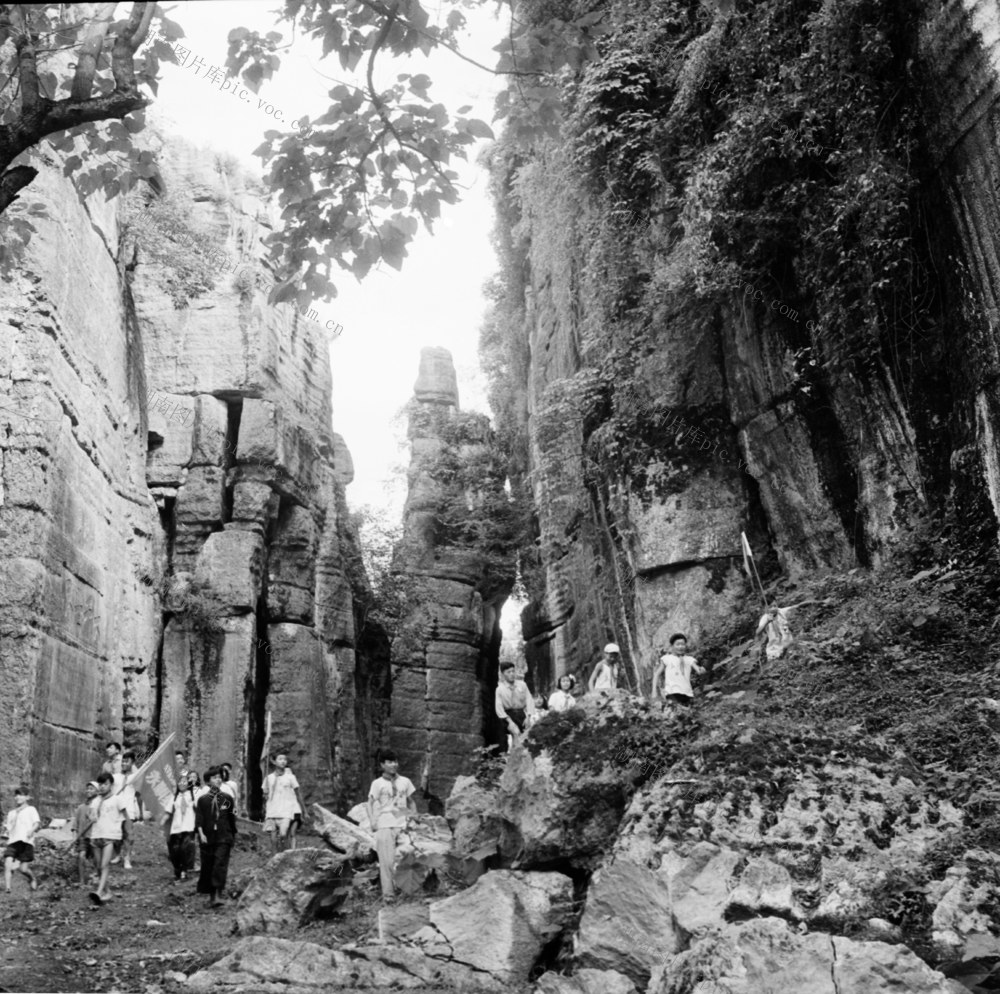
[652,633,705,707]
[588,643,622,695]
[495,661,536,750]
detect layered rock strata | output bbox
[0,131,381,811]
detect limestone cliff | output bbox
[0,132,381,812]
[388,347,514,801]
[483,0,1000,695]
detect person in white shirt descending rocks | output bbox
[495,661,536,749]
[367,751,416,901]
[652,633,705,707]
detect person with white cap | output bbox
[588,643,622,694]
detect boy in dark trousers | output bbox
[195,766,237,908]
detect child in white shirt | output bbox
[3,786,40,892]
[263,754,307,853]
[547,674,578,712]
[652,633,705,706]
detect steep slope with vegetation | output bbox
[481,0,1000,693]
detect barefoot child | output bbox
[89,772,131,905]
[72,781,99,886]
[3,786,40,893]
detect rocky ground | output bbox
[0,822,447,994]
[3,549,999,994]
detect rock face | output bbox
[186,936,506,992]
[0,130,386,810]
[413,869,574,984]
[482,0,1000,704]
[654,917,965,994]
[388,347,514,799]
[445,774,503,858]
[495,695,658,869]
[235,848,353,935]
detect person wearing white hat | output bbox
[588,643,622,695]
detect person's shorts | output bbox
[665,693,693,706]
[505,707,527,732]
[74,837,94,857]
[4,841,34,863]
[90,837,118,852]
[264,818,293,833]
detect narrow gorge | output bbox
[2,0,1000,992]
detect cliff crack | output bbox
[829,934,840,994]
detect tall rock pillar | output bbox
[388,348,513,801]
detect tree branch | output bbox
[353,0,545,77]
[70,2,117,101]
[365,5,457,198]
[11,5,41,115]
[0,163,38,212]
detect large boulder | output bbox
[928,849,1000,961]
[498,696,659,869]
[235,848,353,935]
[311,803,374,860]
[535,968,638,994]
[575,846,744,985]
[446,774,503,858]
[186,936,505,991]
[653,917,966,994]
[412,870,574,984]
[574,857,679,985]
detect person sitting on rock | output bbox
[547,674,578,712]
[495,662,536,749]
[588,643,622,695]
[652,633,705,707]
[366,751,416,903]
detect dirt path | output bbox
[0,821,389,993]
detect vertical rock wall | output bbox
[0,132,380,812]
[0,160,160,810]
[487,0,1000,697]
[388,348,510,801]
[922,0,1000,534]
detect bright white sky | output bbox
[153,0,506,516]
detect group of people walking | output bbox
[3,741,309,909]
[494,634,705,747]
